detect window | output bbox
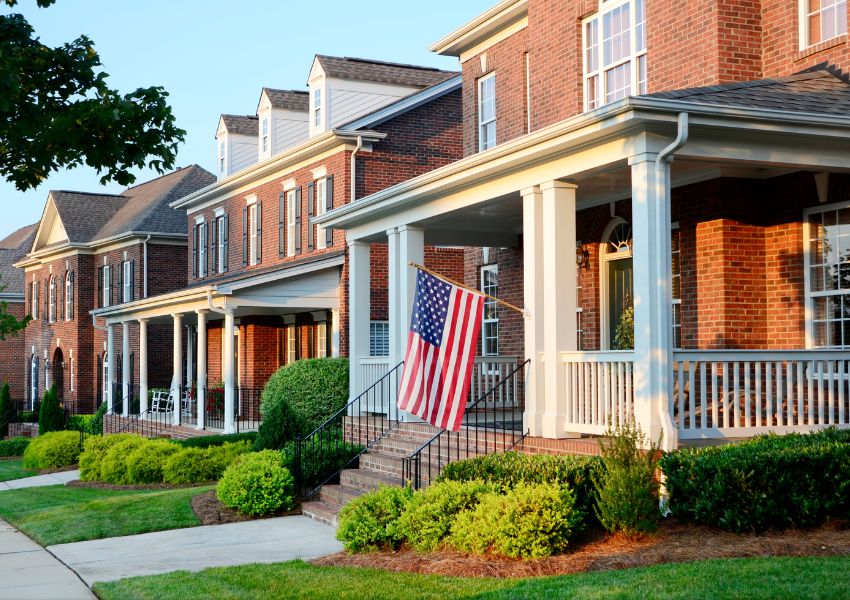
[671,227,682,349]
[70,357,74,392]
[30,280,38,320]
[48,276,56,323]
[217,215,227,273]
[370,321,390,357]
[261,118,269,153]
[102,265,111,308]
[480,265,499,356]
[122,260,134,303]
[801,0,847,47]
[249,205,258,266]
[30,355,38,409]
[805,202,850,348]
[64,271,74,320]
[313,88,322,128]
[316,178,327,249]
[198,222,208,277]
[286,326,297,364]
[287,190,296,256]
[477,73,496,152]
[583,0,647,110]
[219,141,225,174]
[317,321,328,358]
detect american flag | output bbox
[397,269,484,432]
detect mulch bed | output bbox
[312,520,850,578]
[66,480,211,491]
[191,490,302,526]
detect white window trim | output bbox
[313,87,322,129]
[48,276,56,323]
[480,264,499,358]
[31,280,38,320]
[316,178,327,250]
[219,141,226,174]
[261,117,269,154]
[217,215,226,274]
[64,272,72,321]
[103,265,111,308]
[287,189,296,256]
[582,0,647,112]
[317,321,328,358]
[477,72,496,152]
[287,326,296,364]
[249,204,258,266]
[799,0,848,49]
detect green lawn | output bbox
[0,484,213,546]
[93,556,850,600]
[0,459,37,482]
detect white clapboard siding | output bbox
[329,90,403,128]
[273,117,308,155]
[230,138,258,175]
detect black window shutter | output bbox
[295,187,302,255]
[192,225,198,277]
[130,261,135,301]
[224,215,230,271]
[256,202,263,263]
[307,182,315,252]
[278,192,285,257]
[97,267,103,308]
[325,175,334,247]
[241,208,248,266]
[295,326,301,360]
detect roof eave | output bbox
[429,0,528,57]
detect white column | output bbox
[522,186,545,437]
[330,308,341,358]
[223,310,236,433]
[106,324,115,413]
[122,321,130,417]
[196,311,207,431]
[139,319,148,415]
[541,181,578,438]
[395,225,424,421]
[348,240,371,398]
[630,154,676,449]
[186,326,194,388]
[386,228,400,367]
[171,313,183,426]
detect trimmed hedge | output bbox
[337,485,414,553]
[0,436,30,457]
[79,434,139,481]
[162,441,253,485]
[178,432,257,449]
[217,450,295,516]
[126,440,180,484]
[100,437,149,484]
[22,430,81,469]
[661,429,850,533]
[255,358,349,450]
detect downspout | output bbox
[142,234,151,298]
[654,112,688,455]
[350,135,364,204]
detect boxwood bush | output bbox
[126,440,180,484]
[217,450,295,516]
[661,429,850,533]
[162,441,252,484]
[255,358,349,450]
[22,430,81,469]
[0,436,30,457]
[448,482,582,558]
[337,485,413,553]
[100,437,150,484]
[79,433,139,481]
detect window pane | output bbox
[637,54,647,95]
[587,75,600,109]
[605,63,631,103]
[585,20,599,72]
[635,0,646,51]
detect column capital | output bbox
[385,227,398,237]
[628,152,660,166]
[195,309,209,316]
[171,312,184,320]
[347,238,370,248]
[397,224,424,234]
[520,185,541,198]
[137,318,149,324]
[540,180,578,192]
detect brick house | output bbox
[319,0,850,451]
[13,166,215,414]
[0,223,37,402]
[93,56,466,433]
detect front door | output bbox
[607,257,633,349]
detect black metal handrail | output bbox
[401,358,530,490]
[294,362,404,499]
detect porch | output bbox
[319,75,850,450]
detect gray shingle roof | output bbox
[220,114,259,136]
[315,56,458,88]
[262,88,309,111]
[646,68,850,115]
[0,223,37,294]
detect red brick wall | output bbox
[0,302,27,400]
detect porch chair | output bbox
[151,391,172,413]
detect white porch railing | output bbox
[673,350,850,439]
[359,357,392,391]
[561,351,635,434]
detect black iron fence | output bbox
[235,387,263,432]
[401,358,530,490]
[293,362,404,499]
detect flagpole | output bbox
[407,261,527,316]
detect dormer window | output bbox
[219,142,225,174]
[313,88,322,128]
[261,118,269,154]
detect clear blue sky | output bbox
[0,0,494,238]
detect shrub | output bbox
[660,429,850,533]
[162,447,218,484]
[100,437,150,484]
[0,382,13,438]
[178,432,258,449]
[437,451,602,519]
[611,305,635,350]
[206,440,254,479]
[449,482,582,559]
[88,402,109,435]
[280,435,363,490]
[255,358,349,450]
[38,386,64,435]
[0,436,30,457]
[397,480,495,553]
[337,485,413,553]
[126,440,180,484]
[217,450,295,516]
[79,433,139,481]
[17,410,37,424]
[66,414,96,433]
[22,430,81,469]
[593,421,661,537]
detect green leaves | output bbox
[0,7,185,190]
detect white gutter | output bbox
[350,135,363,203]
[142,234,151,299]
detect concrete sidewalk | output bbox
[0,469,80,491]
[49,515,343,585]
[0,519,94,599]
